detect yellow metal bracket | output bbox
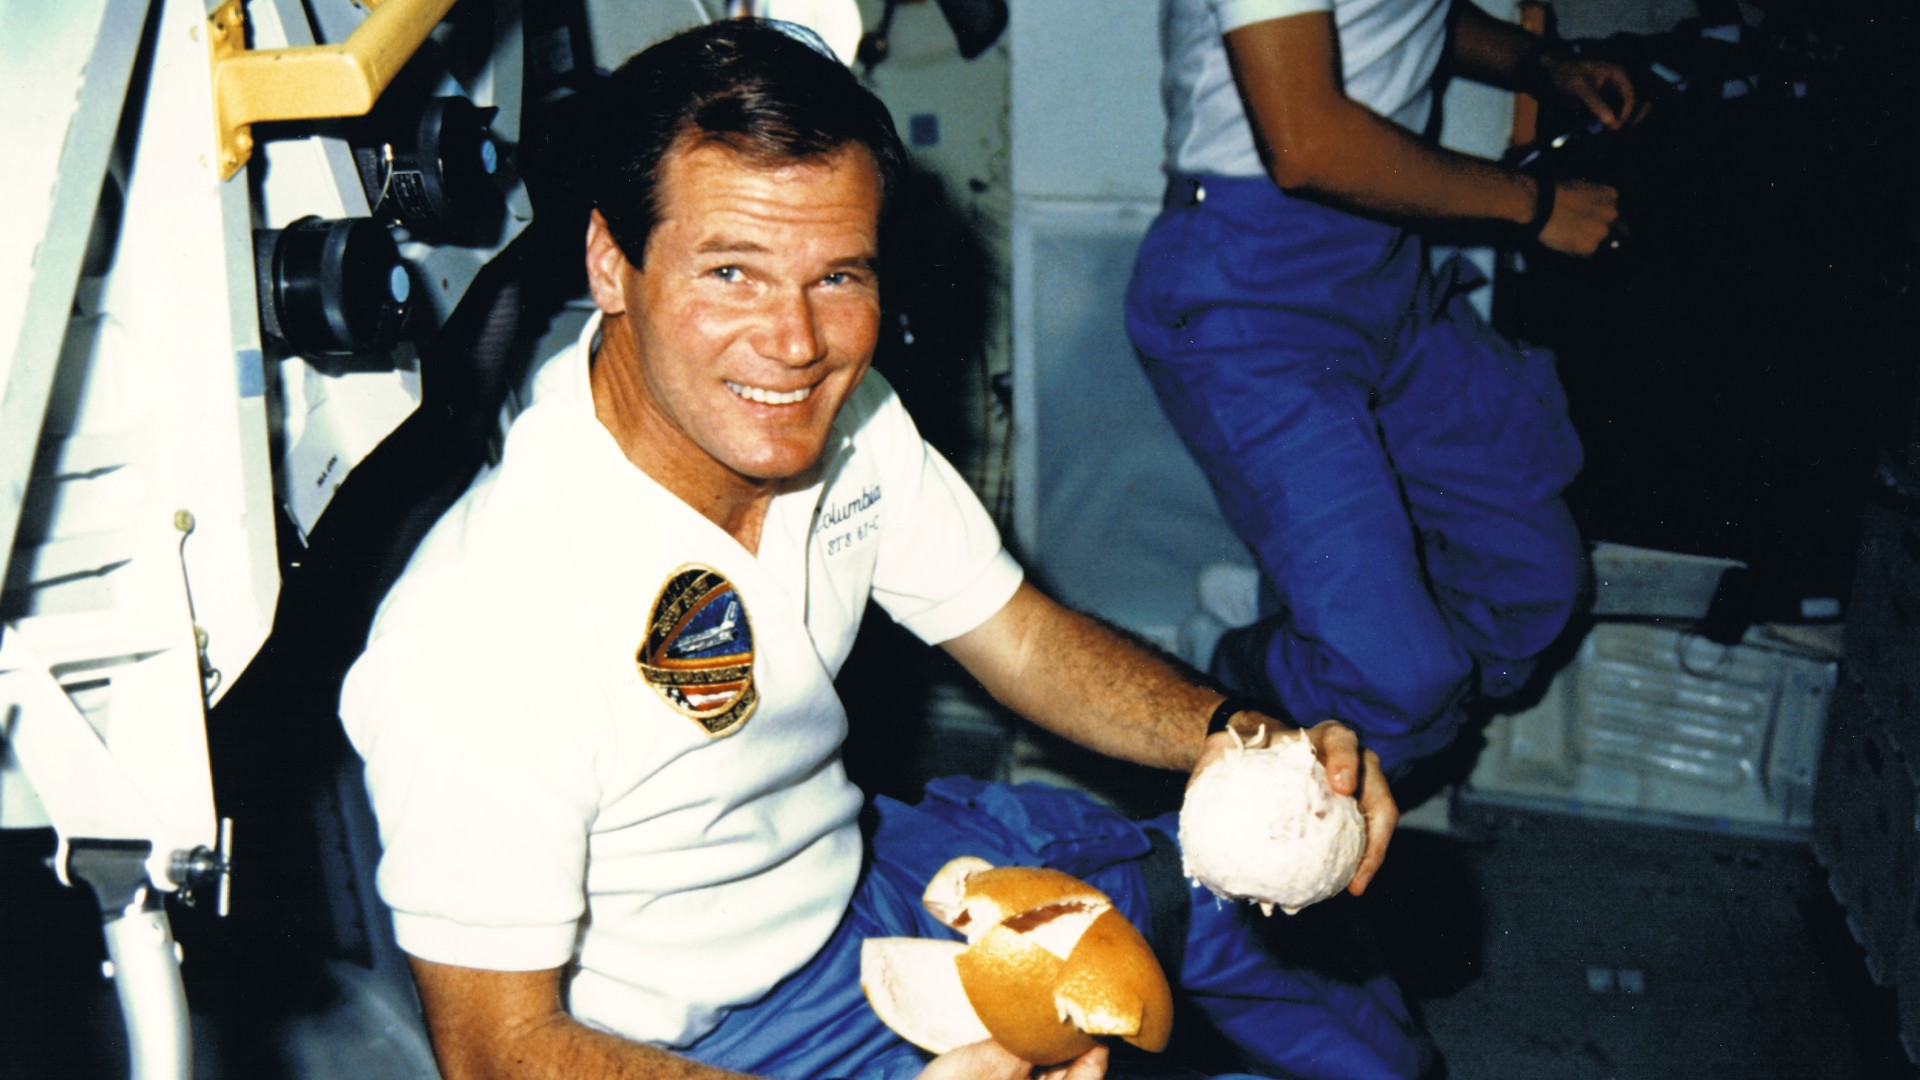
[208,0,460,179]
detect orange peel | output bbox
[859,857,1174,1066]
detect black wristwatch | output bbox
[1204,696,1262,738]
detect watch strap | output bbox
[1205,696,1261,738]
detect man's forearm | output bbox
[943,583,1268,773]
[443,1019,755,1080]
[411,958,757,1080]
[1269,96,1542,227]
[1445,0,1543,89]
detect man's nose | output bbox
[755,289,826,366]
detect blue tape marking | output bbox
[236,348,265,399]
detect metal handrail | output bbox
[208,0,460,178]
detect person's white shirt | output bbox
[1162,0,1451,179]
[341,312,1022,1047]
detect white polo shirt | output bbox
[340,313,1023,1047]
[1163,0,1450,178]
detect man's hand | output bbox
[1302,719,1396,896]
[1191,716,1397,897]
[918,1040,1108,1080]
[1537,177,1625,258]
[1533,50,1651,131]
[1522,48,1647,259]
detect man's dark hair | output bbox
[583,18,908,265]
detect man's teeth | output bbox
[727,381,811,405]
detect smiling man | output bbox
[586,137,884,544]
[340,18,1419,1080]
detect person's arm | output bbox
[408,957,1110,1080]
[1446,0,1648,129]
[1225,11,1619,255]
[409,959,746,1080]
[941,582,1395,896]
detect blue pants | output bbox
[1124,175,1588,775]
[682,778,1424,1080]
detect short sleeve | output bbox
[341,614,603,971]
[1211,0,1328,33]
[859,383,1024,645]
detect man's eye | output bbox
[710,266,744,283]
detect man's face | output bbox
[589,140,882,494]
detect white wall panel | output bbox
[1009,3,1163,201]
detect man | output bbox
[342,19,1411,1080]
[1125,1,1648,781]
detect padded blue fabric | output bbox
[1125,175,1588,775]
[682,778,1421,1080]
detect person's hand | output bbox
[916,1040,1108,1080]
[1534,51,1651,130]
[1299,719,1396,896]
[1537,177,1624,258]
[1191,712,1275,778]
[1189,716,1397,898]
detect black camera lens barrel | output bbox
[254,216,411,356]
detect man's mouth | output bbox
[726,380,812,406]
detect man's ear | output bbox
[584,209,633,316]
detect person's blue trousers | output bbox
[1124,174,1589,776]
[683,777,1425,1080]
